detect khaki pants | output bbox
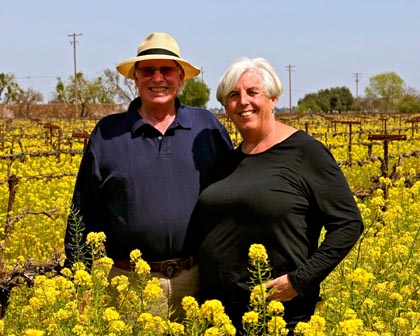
[109,264,199,321]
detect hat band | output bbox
[137,48,180,58]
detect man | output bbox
[64,32,233,320]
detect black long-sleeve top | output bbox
[64,97,233,265]
[193,130,363,321]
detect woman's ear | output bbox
[270,97,278,111]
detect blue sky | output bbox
[2,0,419,109]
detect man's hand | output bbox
[265,274,298,301]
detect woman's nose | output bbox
[239,93,250,105]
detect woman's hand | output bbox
[265,274,298,301]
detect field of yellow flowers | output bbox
[0,113,420,335]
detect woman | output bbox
[193,57,363,333]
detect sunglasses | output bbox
[137,66,181,78]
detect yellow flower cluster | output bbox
[86,231,107,256]
[2,115,420,334]
[248,243,269,265]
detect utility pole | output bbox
[353,72,362,98]
[285,64,295,113]
[68,33,82,117]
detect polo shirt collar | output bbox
[127,97,192,134]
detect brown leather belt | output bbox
[113,257,196,278]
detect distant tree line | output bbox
[0,69,210,118]
[296,87,354,113]
[296,72,420,114]
[1,70,420,117]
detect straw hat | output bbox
[116,32,201,80]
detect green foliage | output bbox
[65,206,88,266]
[397,93,420,113]
[365,72,405,112]
[178,78,210,108]
[297,87,353,113]
[0,73,23,104]
[52,72,118,117]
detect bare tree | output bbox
[17,88,43,118]
[103,68,137,106]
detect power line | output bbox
[285,64,295,113]
[68,33,82,117]
[17,76,57,79]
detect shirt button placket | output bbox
[157,135,163,152]
[159,135,171,157]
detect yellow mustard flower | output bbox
[347,267,375,285]
[72,262,86,272]
[144,278,164,302]
[203,327,220,336]
[23,330,45,336]
[361,298,375,310]
[72,324,86,335]
[308,315,326,333]
[248,243,269,265]
[250,284,267,305]
[379,176,392,187]
[411,326,420,336]
[91,269,110,287]
[200,299,225,322]
[182,295,199,317]
[224,324,236,336]
[134,259,151,277]
[111,275,129,293]
[168,322,185,335]
[130,249,142,262]
[29,297,43,310]
[103,307,120,322]
[109,320,126,333]
[392,317,409,329]
[338,318,364,335]
[46,323,60,334]
[73,269,93,287]
[242,311,259,325]
[137,312,158,333]
[267,300,285,315]
[389,292,403,303]
[56,306,75,321]
[213,312,234,328]
[86,231,106,246]
[294,321,310,335]
[94,256,114,272]
[267,316,287,335]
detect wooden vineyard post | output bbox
[72,132,90,152]
[324,116,337,133]
[341,121,362,161]
[367,134,407,178]
[1,175,19,270]
[405,116,420,139]
[379,117,388,134]
[43,123,62,162]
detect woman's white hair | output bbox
[216,57,283,107]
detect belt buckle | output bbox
[160,260,181,278]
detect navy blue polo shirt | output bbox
[66,97,232,262]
